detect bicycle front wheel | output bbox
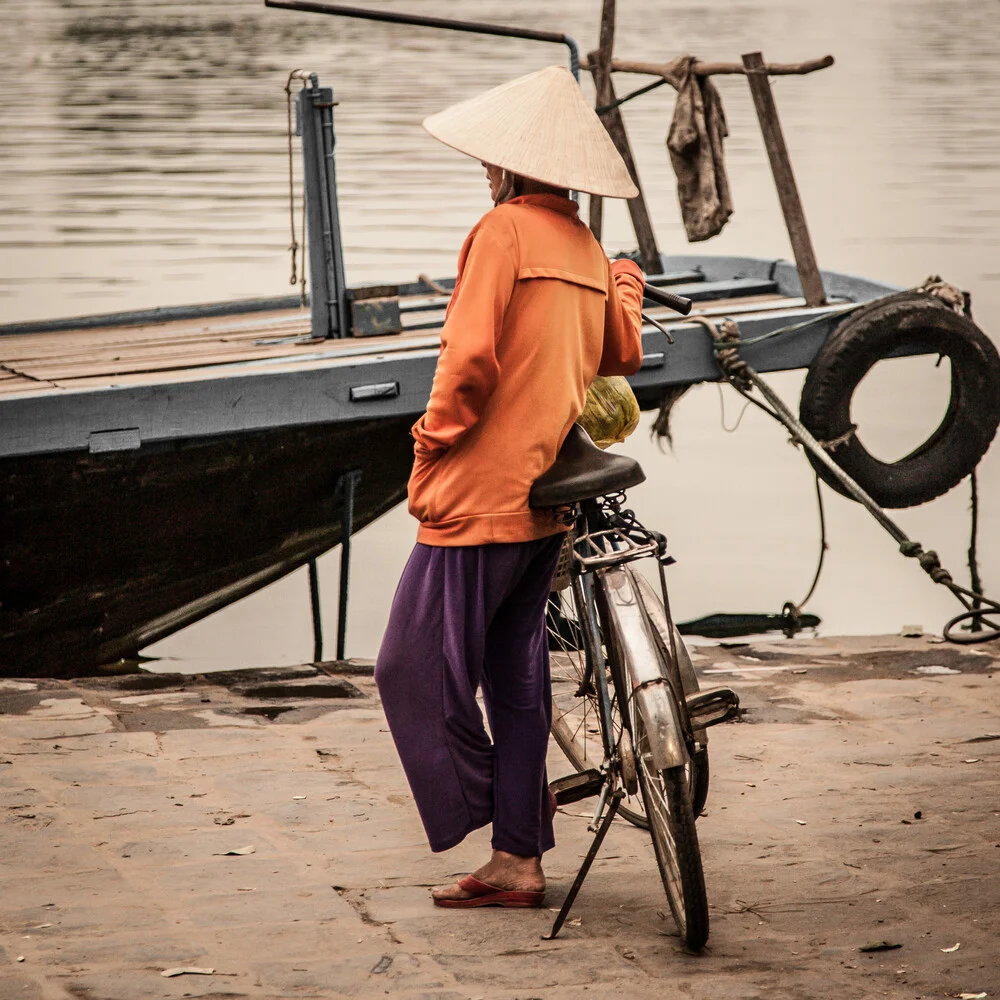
[633,709,709,951]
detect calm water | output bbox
[2,0,998,668]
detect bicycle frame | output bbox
[570,571,617,762]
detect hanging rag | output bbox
[666,55,733,242]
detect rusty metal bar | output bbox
[264,0,581,80]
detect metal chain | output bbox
[285,69,312,305]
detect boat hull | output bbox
[0,416,415,677]
[0,256,907,679]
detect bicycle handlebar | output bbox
[642,283,693,315]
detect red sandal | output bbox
[433,874,545,909]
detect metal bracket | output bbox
[334,469,362,660]
[298,82,349,339]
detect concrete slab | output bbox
[1,637,997,999]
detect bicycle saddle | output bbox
[529,424,646,509]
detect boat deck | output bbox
[0,257,898,459]
[1,271,830,399]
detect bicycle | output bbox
[531,314,740,949]
[546,540,712,832]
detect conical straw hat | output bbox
[422,66,639,199]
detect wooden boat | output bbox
[0,8,936,677]
[0,257,903,676]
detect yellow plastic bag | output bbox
[576,375,640,450]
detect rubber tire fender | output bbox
[799,291,1000,508]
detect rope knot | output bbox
[696,316,752,389]
[818,424,857,452]
[917,275,967,315]
[918,549,940,572]
[899,541,923,558]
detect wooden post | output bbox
[588,0,616,241]
[742,51,826,306]
[586,5,662,272]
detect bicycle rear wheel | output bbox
[547,586,649,829]
[633,707,709,951]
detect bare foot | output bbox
[431,850,545,902]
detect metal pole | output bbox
[336,470,361,660]
[308,559,323,662]
[318,91,349,338]
[264,0,580,80]
[742,51,826,307]
[298,82,333,339]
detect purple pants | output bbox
[374,534,564,856]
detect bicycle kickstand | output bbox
[542,788,623,941]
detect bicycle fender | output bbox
[602,567,689,770]
[632,570,708,747]
[632,571,701,698]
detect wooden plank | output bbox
[14,338,343,378]
[24,335,448,391]
[0,378,50,396]
[5,334,320,368]
[349,275,456,301]
[646,277,777,304]
[0,328,310,364]
[641,295,850,331]
[0,312,312,360]
[20,344,352,381]
[397,295,453,315]
[643,269,706,287]
[0,295,306,338]
[0,316,453,371]
[741,51,826,307]
[645,293,791,318]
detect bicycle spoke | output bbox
[548,578,647,827]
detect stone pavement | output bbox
[0,636,998,999]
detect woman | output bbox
[374,65,646,908]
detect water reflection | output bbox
[0,0,997,664]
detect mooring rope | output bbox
[794,472,828,612]
[967,469,985,634]
[698,313,1000,644]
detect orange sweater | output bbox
[408,193,645,546]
